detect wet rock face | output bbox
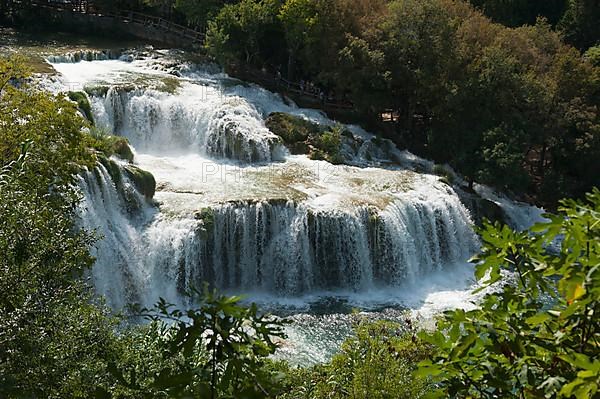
[206,117,283,163]
[457,189,506,226]
[124,165,156,199]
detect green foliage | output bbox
[310,125,344,165]
[0,55,28,92]
[280,320,433,399]
[205,0,281,65]
[0,57,120,398]
[89,126,135,163]
[174,0,227,27]
[265,112,318,154]
[558,0,600,50]
[264,112,344,163]
[584,45,600,67]
[199,0,600,204]
[468,0,568,27]
[68,90,95,125]
[418,189,600,398]
[109,287,288,398]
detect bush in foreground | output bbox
[418,189,600,398]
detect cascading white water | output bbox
[77,157,478,308]
[47,49,509,312]
[192,187,477,295]
[93,85,284,162]
[46,49,124,63]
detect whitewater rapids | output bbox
[45,49,544,361]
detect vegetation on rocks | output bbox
[279,320,434,399]
[90,127,136,163]
[265,112,345,164]
[197,0,598,206]
[67,91,94,125]
[124,164,156,199]
[418,189,600,398]
[1,0,599,396]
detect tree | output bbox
[418,189,600,398]
[559,0,600,50]
[280,320,433,399]
[468,0,567,27]
[205,0,281,66]
[0,57,120,398]
[107,288,287,398]
[174,0,229,28]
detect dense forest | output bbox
[0,0,599,398]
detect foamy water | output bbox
[47,48,542,363]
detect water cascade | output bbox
[46,49,125,63]
[95,85,285,162]
[48,50,492,311]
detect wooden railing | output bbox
[238,67,354,111]
[27,0,204,44]
[103,10,204,43]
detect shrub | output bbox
[418,189,600,398]
[67,91,94,125]
[280,320,434,399]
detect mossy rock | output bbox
[104,136,134,163]
[84,85,110,97]
[265,112,320,154]
[265,112,347,163]
[194,207,215,239]
[310,126,344,164]
[124,165,156,199]
[68,91,94,125]
[90,128,135,163]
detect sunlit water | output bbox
[40,43,544,363]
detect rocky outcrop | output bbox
[457,188,506,226]
[123,165,156,199]
[68,91,94,125]
[265,112,348,164]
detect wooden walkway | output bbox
[27,0,204,45]
[24,0,361,113]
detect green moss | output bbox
[311,125,344,164]
[89,127,135,163]
[157,76,181,94]
[433,164,455,185]
[67,91,94,125]
[265,112,319,154]
[194,207,215,239]
[265,112,345,163]
[84,85,110,97]
[124,165,156,199]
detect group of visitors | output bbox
[275,70,350,108]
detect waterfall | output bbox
[51,50,484,310]
[46,49,124,63]
[188,193,477,296]
[93,86,285,162]
[78,161,478,307]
